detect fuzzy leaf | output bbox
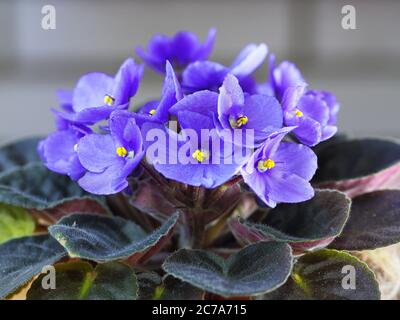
[159,276,204,300]
[262,249,380,300]
[229,190,350,254]
[330,190,400,250]
[137,272,162,300]
[27,261,138,300]
[0,235,67,299]
[0,163,104,210]
[49,213,179,262]
[162,241,293,297]
[0,137,41,175]
[0,203,35,243]
[314,138,400,197]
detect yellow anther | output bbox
[104,94,115,106]
[149,109,156,116]
[257,158,276,172]
[192,149,209,163]
[116,147,128,157]
[295,109,303,117]
[236,116,248,127]
[230,115,248,128]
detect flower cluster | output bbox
[39,28,340,207]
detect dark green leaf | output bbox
[331,190,400,250]
[314,138,400,197]
[27,261,137,300]
[160,275,204,300]
[0,203,35,243]
[49,213,179,262]
[0,137,41,175]
[0,235,66,299]
[137,272,162,300]
[162,241,293,297]
[262,249,380,300]
[0,163,104,210]
[229,190,350,254]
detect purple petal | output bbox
[290,117,322,146]
[78,162,127,195]
[77,134,117,173]
[218,74,245,117]
[194,27,217,61]
[72,73,114,112]
[136,46,165,73]
[298,95,329,125]
[170,90,218,117]
[230,43,268,77]
[178,110,215,136]
[243,94,283,132]
[182,61,229,93]
[266,170,315,203]
[172,31,200,65]
[281,85,307,112]
[321,125,338,141]
[40,130,85,180]
[112,58,143,105]
[110,110,143,153]
[241,170,277,208]
[274,142,317,180]
[271,60,307,100]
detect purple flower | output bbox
[142,113,250,189]
[215,74,282,146]
[170,74,282,147]
[281,86,338,146]
[54,58,143,124]
[181,43,268,94]
[134,61,183,127]
[38,119,91,181]
[268,54,307,101]
[76,111,144,195]
[241,128,317,208]
[136,28,216,73]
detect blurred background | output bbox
[0,0,399,145]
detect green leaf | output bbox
[0,235,67,299]
[160,275,204,300]
[262,249,380,300]
[49,213,179,262]
[27,261,138,300]
[162,241,293,298]
[136,273,204,300]
[331,190,400,250]
[137,272,162,300]
[0,203,35,243]
[229,190,350,254]
[314,138,400,197]
[0,137,41,175]
[0,163,104,210]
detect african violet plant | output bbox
[1,28,400,300]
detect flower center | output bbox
[229,115,248,128]
[104,94,115,106]
[149,109,156,116]
[192,149,209,163]
[257,158,275,172]
[116,147,135,159]
[295,109,303,117]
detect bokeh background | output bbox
[0,0,399,144]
